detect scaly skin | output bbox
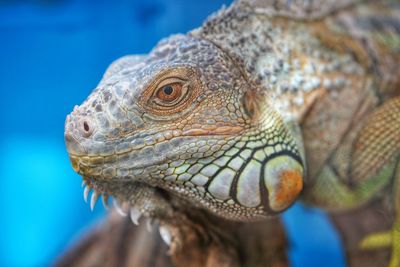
[65,0,400,265]
[65,34,304,220]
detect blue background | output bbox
[0,1,346,266]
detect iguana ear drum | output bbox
[242,89,264,123]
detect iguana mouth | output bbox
[68,153,166,180]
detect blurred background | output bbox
[0,0,346,266]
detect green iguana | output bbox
[64,0,400,265]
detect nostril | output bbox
[83,121,90,132]
[81,119,94,137]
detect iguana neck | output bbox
[190,3,365,123]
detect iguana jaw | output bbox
[66,133,242,182]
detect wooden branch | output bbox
[55,198,394,267]
[55,210,288,267]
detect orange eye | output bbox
[142,68,200,115]
[156,83,183,103]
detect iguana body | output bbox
[64,0,400,265]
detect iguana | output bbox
[64,0,400,266]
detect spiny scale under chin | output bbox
[81,179,143,225]
[81,179,177,246]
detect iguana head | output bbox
[65,34,303,220]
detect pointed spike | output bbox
[113,200,127,217]
[146,219,153,232]
[102,194,110,210]
[83,186,91,203]
[130,207,142,225]
[159,226,171,246]
[90,191,99,211]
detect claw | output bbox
[159,226,172,246]
[83,186,91,203]
[102,194,110,210]
[90,191,99,211]
[113,200,127,217]
[130,207,142,225]
[146,219,154,232]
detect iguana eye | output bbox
[141,67,201,116]
[156,83,182,103]
[154,81,187,107]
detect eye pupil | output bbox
[163,85,173,95]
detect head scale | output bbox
[65,34,303,220]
